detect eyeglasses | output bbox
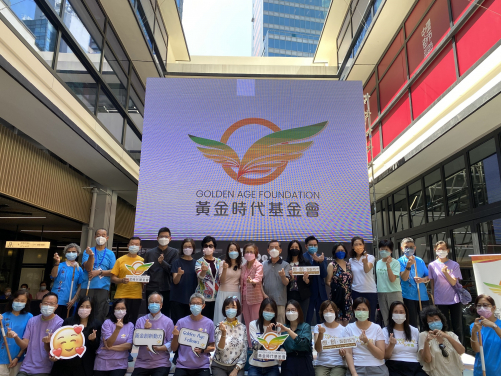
[438,344,449,358]
[476,304,492,309]
[205,245,215,249]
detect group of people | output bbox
[0,229,499,376]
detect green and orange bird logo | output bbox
[189,118,327,186]
[257,332,289,351]
[125,261,153,276]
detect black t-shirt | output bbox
[170,257,198,304]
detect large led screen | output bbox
[135,78,372,242]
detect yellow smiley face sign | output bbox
[50,325,86,359]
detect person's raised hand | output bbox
[278,268,286,277]
[317,324,326,334]
[89,329,97,341]
[360,330,368,344]
[177,267,184,275]
[264,323,275,334]
[158,253,164,264]
[389,333,396,345]
[53,253,60,264]
[85,247,94,257]
[116,318,124,330]
[386,256,393,265]
[144,319,152,329]
[122,277,129,284]
[42,334,51,344]
[6,328,17,338]
[223,262,229,270]
[219,321,227,335]
[173,326,180,336]
[407,255,416,267]
[201,264,209,273]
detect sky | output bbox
[182,0,253,56]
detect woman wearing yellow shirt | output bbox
[110,236,144,324]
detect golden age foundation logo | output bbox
[189,118,327,186]
[125,261,153,276]
[257,332,289,351]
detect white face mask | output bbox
[203,247,213,256]
[183,247,193,256]
[323,312,336,323]
[392,313,406,324]
[128,245,140,254]
[436,250,448,259]
[286,311,299,322]
[269,248,280,258]
[158,237,170,246]
[114,310,126,319]
[96,236,107,246]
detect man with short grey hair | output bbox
[398,237,430,328]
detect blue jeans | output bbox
[247,365,280,376]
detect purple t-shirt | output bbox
[94,319,134,371]
[428,259,462,305]
[175,315,215,369]
[135,313,174,369]
[19,314,63,374]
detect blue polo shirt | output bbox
[81,247,116,290]
[0,311,32,364]
[50,262,84,305]
[398,255,429,301]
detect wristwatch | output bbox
[235,365,242,371]
[406,266,411,271]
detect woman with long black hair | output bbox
[383,301,426,376]
[286,240,311,318]
[327,243,353,325]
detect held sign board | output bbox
[133,329,165,354]
[49,325,86,359]
[257,332,289,359]
[6,241,50,249]
[321,336,357,350]
[291,266,320,275]
[178,328,209,357]
[124,261,153,283]
[471,254,501,315]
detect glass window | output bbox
[479,218,501,254]
[125,123,141,164]
[470,138,501,206]
[63,0,102,70]
[409,180,425,228]
[425,169,445,222]
[56,38,98,113]
[131,69,145,105]
[430,231,448,252]
[352,0,370,31]
[388,197,395,234]
[394,188,409,232]
[452,225,475,295]
[371,201,383,238]
[83,0,106,30]
[96,88,124,142]
[128,89,144,133]
[8,0,57,66]
[444,156,469,215]
[102,45,128,107]
[414,236,430,264]
[338,28,352,67]
[381,199,388,236]
[379,49,407,111]
[105,25,130,73]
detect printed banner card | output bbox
[291,266,320,275]
[125,261,153,282]
[257,332,289,359]
[321,336,357,350]
[257,351,287,360]
[178,327,209,357]
[133,329,165,354]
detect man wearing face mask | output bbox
[398,238,430,329]
[50,243,84,318]
[132,292,175,376]
[303,235,328,325]
[262,240,290,324]
[144,227,179,317]
[9,292,63,376]
[110,236,144,324]
[36,281,49,300]
[81,228,117,324]
[0,287,12,300]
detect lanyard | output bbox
[93,248,107,270]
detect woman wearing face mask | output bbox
[94,299,134,376]
[0,287,12,300]
[376,240,403,326]
[51,297,101,376]
[276,300,314,376]
[50,243,84,318]
[212,297,247,376]
[344,297,388,376]
[35,281,49,300]
[286,240,311,318]
[417,306,464,376]
[214,242,243,326]
[171,238,198,325]
[0,290,32,376]
[470,294,501,376]
[195,236,222,320]
[349,237,378,322]
[428,241,463,341]
[383,301,426,376]
[313,300,357,376]
[110,236,144,324]
[240,243,263,345]
[327,243,353,326]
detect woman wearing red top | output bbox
[240,243,264,345]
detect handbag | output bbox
[453,282,472,305]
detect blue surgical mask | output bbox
[190,304,203,316]
[335,251,346,259]
[129,245,140,254]
[225,308,238,319]
[228,251,239,259]
[428,321,443,331]
[65,252,78,261]
[404,248,415,257]
[308,246,318,254]
[148,303,161,314]
[380,250,391,258]
[12,302,26,312]
[41,305,55,317]
[262,311,275,321]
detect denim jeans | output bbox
[247,365,281,376]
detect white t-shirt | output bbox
[382,326,419,362]
[345,322,385,366]
[313,324,347,367]
[350,255,377,293]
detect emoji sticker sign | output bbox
[50,325,86,359]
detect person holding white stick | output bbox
[398,238,430,329]
[0,290,32,376]
[50,243,84,318]
[470,294,501,376]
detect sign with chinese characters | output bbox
[50,325,86,359]
[124,261,153,282]
[257,332,289,359]
[291,266,320,275]
[321,336,357,350]
[126,275,150,282]
[135,78,372,242]
[257,350,287,360]
[421,19,433,58]
[133,329,164,354]
[6,241,50,249]
[178,327,209,357]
